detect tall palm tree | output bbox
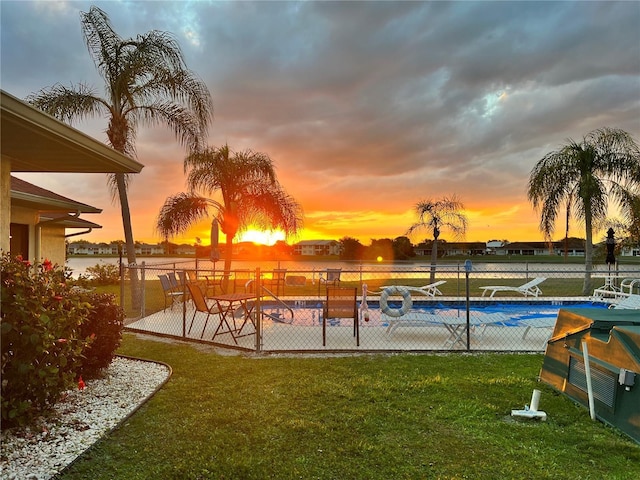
[527,127,640,295]
[406,195,468,282]
[27,6,212,309]
[156,144,303,279]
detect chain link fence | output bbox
[121,260,639,353]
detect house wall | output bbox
[40,225,66,266]
[9,206,67,265]
[0,158,10,253]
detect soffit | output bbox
[1,90,144,174]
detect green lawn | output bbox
[59,334,639,480]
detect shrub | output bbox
[0,254,92,426]
[84,262,120,285]
[78,292,124,377]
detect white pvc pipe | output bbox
[530,389,541,412]
[582,341,597,421]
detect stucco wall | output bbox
[0,157,10,253]
[40,225,67,266]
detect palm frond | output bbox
[406,195,467,240]
[26,83,106,124]
[155,192,216,239]
[80,6,123,83]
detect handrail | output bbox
[260,286,294,324]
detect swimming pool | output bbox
[261,300,608,328]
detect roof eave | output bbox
[1,90,144,174]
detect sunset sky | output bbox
[2,1,639,247]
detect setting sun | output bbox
[237,229,285,246]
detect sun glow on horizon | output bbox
[237,229,286,246]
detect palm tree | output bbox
[156,144,303,281]
[406,195,468,282]
[527,127,640,295]
[27,6,212,309]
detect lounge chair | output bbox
[320,268,342,287]
[611,294,640,310]
[480,277,546,298]
[520,317,557,339]
[374,281,446,297]
[621,278,640,296]
[412,280,446,297]
[383,311,508,347]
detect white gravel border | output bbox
[1,357,171,480]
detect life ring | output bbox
[379,286,412,317]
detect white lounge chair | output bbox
[383,311,509,347]
[376,281,446,297]
[520,317,557,339]
[480,277,546,298]
[611,294,640,310]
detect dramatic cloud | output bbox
[3,0,639,245]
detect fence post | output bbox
[119,245,124,307]
[255,267,261,352]
[464,260,472,351]
[140,261,146,318]
[182,269,187,338]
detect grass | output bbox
[59,334,639,480]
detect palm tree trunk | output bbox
[430,239,438,283]
[115,173,141,311]
[223,235,234,291]
[583,206,594,296]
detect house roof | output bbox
[39,212,102,229]
[1,90,144,173]
[10,176,102,213]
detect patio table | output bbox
[208,293,257,343]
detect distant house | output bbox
[293,240,341,256]
[1,90,143,264]
[621,245,640,257]
[414,241,485,256]
[443,242,486,256]
[503,242,552,256]
[174,244,196,255]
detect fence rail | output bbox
[120,261,639,354]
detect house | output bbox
[1,90,143,264]
[293,240,341,256]
[10,177,103,265]
[492,241,547,256]
[174,244,196,255]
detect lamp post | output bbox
[605,228,616,286]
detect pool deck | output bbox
[125,296,581,352]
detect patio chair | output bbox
[265,269,287,296]
[159,274,183,310]
[186,282,222,339]
[323,286,359,347]
[233,269,253,293]
[480,277,546,298]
